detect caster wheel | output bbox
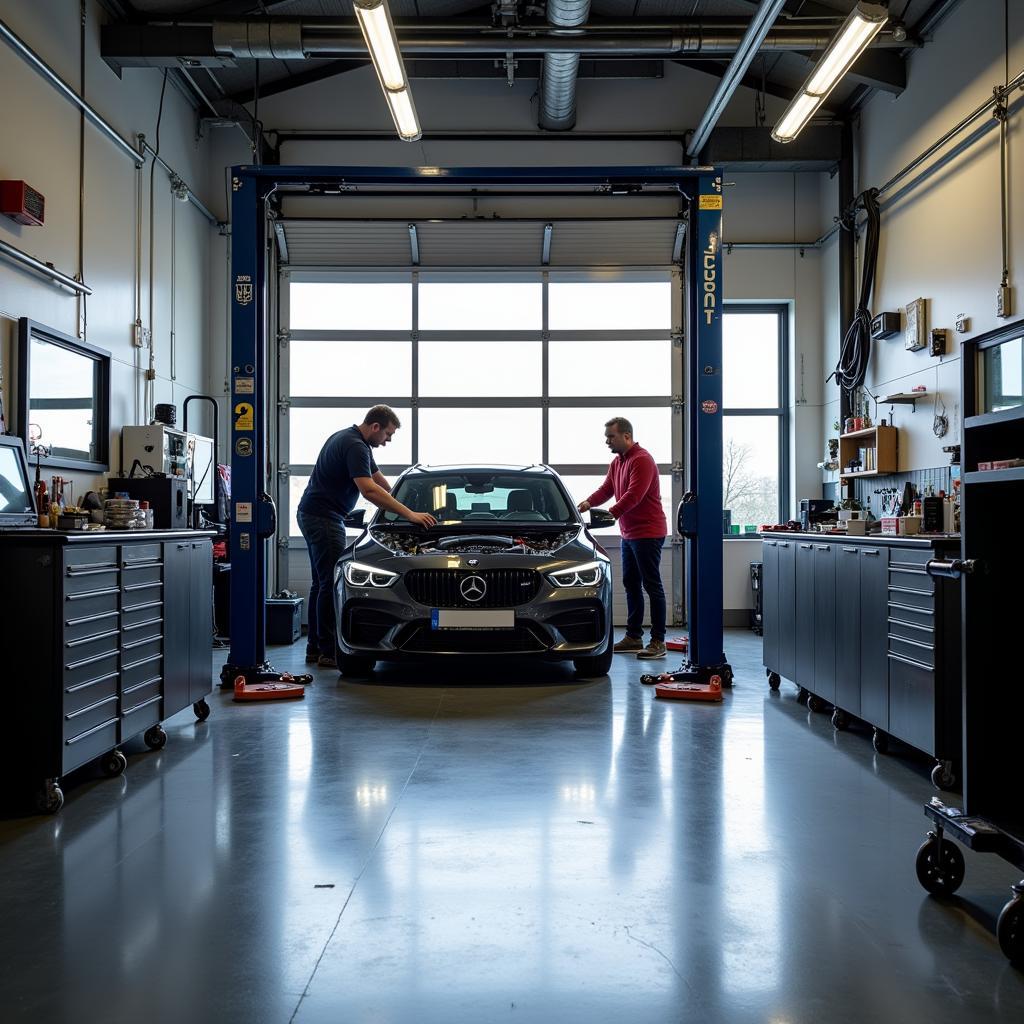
[872,729,889,754]
[797,687,809,705]
[143,725,167,751]
[719,667,734,688]
[193,699,211,722]
[832,708,850,731]
[931,762,956,790]
[915,835,965,896]
[35,782,64,815]
[997,897,1024,965]
[807,693,825,713]
[767,672,781,691]
[101,750,127,778]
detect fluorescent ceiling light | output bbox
[385,87,421,142]
[771,2,888,143]
[354,0,406,91]
[354,0,422,140]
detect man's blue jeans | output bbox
[297,511,348,658]
[621,536,666,642]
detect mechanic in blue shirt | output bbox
[297,405,436,668]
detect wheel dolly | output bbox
[917,797,1024,966]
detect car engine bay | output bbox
[369,527,579,556]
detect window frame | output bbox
[721,303,790,533]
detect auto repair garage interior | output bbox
[1,0,1023,1019]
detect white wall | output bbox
[820,0,1024,475]
[0,0,217,501]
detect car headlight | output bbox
[344,561,399,588]
[547,561,605,588]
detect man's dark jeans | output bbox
[297,510,348,659]
[621,536,666,642]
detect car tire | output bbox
[338,655,376,678]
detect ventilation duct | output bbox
[539,0,591,131]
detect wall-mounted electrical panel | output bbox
[871,311,901,340]
[0,180,45,226]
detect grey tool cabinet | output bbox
[0,529,214,813]
[762,533,961,788]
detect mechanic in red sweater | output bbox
[578,416,668,660]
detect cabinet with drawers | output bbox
[0,530,214,812]
[762,533,961,786]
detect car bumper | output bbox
[337,583,611,660]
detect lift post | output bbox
[222,164,730,687]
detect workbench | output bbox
[760,531,962,787]
[0,529,215,812]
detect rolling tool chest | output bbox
[0,530,214,812]
[761,533,961,787]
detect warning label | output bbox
[699,195,723,210]
[235,377,255,395]
[236,502,253,523]
[234,402,254,431]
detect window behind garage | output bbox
[279,268,682,627]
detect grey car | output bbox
[334,465,615,679]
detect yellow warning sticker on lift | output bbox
[699,195,723,210]
[234,402,254,431]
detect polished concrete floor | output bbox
[1,629,1023,1023]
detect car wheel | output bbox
[338,655,376,678]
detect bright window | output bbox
[419,282,542,330]
[548,407,672,464]
[290,340,412,397]
[418,408,543,466]
[419,342,542,397]
[549,281,672,330]
[290,282,412,330]
[722,306,788,530]
[548,339,671,397]
[289,407,412,466]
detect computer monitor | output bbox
[0,435,38,528]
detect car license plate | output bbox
[431,609,514,630]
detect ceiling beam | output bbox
[673,59,797,105]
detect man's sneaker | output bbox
[636,640,667,660]
[305,649,319,665]
[317,654,337,668]
[613,636,644,653]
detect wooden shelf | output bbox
[838,424,898,477]
[964,468,1024,485]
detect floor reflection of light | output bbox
[560,782,596,806]
[356,783,390,809]
[287,716,313,820]
[721,715,781,996]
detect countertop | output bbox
[758,531,960,548]
[0,528,218,545]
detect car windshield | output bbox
[384,472,576,524]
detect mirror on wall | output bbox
[17,319,110,472]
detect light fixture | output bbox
[353,0,421,141]
[771,2,888,143]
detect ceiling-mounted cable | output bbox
[828,187,880,397]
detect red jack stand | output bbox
[666,636,689,652]
[233,673,307,702]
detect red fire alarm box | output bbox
[0,180,45,226]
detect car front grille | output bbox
[399,623,548,654]
[404,569,541,608]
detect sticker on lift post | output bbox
[235,437,253,457]
[236,502,253,523]
[234,402,254,431]
[701,399,719,414]
[699,195,723,210]
[234,376,255,394]
[235,275,253,305]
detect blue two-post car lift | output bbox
[222,164,731,688]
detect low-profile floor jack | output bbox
[233,673,309,701]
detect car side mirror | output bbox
[344,509,365,527]
[589,508,616,529]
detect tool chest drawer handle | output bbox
[66,565,117,577]
[814,544,831,550]
[122,653,162,672]
[65,629,121,649]
[124,581,163,592]
[888,632,934,650]
[799,543,812,549]
[65,610,119,628]
[778,541,790,548]
[887,652,934,672]
[123,676,162,696]
[842,547,858,554]
[65,650,119,672]
[888,601,933,615]
[66,587,120,601]
[122,560,162,570]
[764,540,777,546]
[66,672,119,694]
[65,694,118,721]
[862,549,881,556]
[65,717,119,746]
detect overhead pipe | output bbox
[686,0,788,158]
[539,0,591,131]
[0,239,92,294]
[0,16,142,165]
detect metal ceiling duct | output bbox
[539,0,591,132]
